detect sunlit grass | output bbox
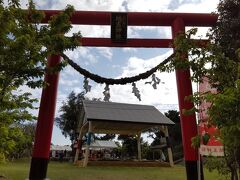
[0,159,222,180]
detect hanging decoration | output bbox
[61,53,174,101]
[83,77,91,93]
[103,84,110,102]
[132,82,141,101]
[61,53,173,85]
[145,73,164,89]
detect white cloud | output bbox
[128,26,171,39]
[65,46,114,65]
[32,0,219,14]
[120,51,172,76]
[78,25,110,38]
[86,50,179,108]
[122,48,138,53]
[35,0,121,11]
[59,78,79,87]
[168,0,202,10]
[72,87,83,94]
[128,27,141,38]
[186,27,210,39]
[54,91,68,117]
[173,0,219,13]
[52,126,71,145]
[65,47,98,65]
[96,47,113,60]
[123,0,170,12]
[61,65,78,77]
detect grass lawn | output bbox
[0,159,223,180]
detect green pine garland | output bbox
[61,53,174,85]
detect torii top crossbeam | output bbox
[42,10,217,26]
[40,11,217,48]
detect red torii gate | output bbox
[29,11,217,180]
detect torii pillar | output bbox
[29,55,61,179]
[172,17,199,180]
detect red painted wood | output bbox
[81,37,209,48]
[41,10,217,27]
[172,17,198,161]
[81,38,173,48]
[32,55,61,158]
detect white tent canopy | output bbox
[82,140,118,150]
[50,145,72,151]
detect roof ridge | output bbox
[83,100,153,107]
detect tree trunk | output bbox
[233,169,238,180]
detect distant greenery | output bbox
[147,110,182,161]
[55,91,86,142]
[117,135,139,159]
[55,91,114,153]
[55,91,103,142]
[115,110,182,161]
[165,110,183,160]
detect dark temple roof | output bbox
[83,100,174,125]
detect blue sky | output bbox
[20,0,220,145]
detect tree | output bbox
[55,91,85,143]
[170,0,240,179]
[148,110,182,161]
[0,1,80,101]
[148,129,165,146]
[56,91,116,146]
[96,134,116,141]
[0,0,81,161]
[8,123,36,159]
[165,110,181,144]
[165,110,183,160]
[117,135,138,159]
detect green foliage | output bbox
[141,141,152,160]
[56,91,114,145]
[165,110,183,160]
[0,0,81,98]
[147,110,183,161]
[191,135,201,148]
[0,124,22,161]
[0,0,81,162]
[202,133,210,145]
[0,152,5,163]
[7,123,36,159]
[205,157,231,179]
[148,129,165,146]
[117,135,138,158]
[55,91,85,142]
[206,80,240,179]
[165,110,180,124]
[95,134,116,141]
[168,0,240,179]
[115,110,183,159]
[150,110,181,146]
